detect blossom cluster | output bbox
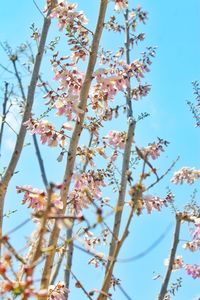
[50,1,89,62]
[16,185,63,212]
[68,170,106,213]
[171,167,200,184]
[164,255,184,270]
[164,255,200,279]
[84,228,109,252]
[142,138,169,160]
[104,130,127,149]
[50,2,87,30]
[48,282,69,300]
[114,0,128,11]
[24,118,72,147]
[76,146,108,167]
[183,218,200,252]
[184,264,200,279]
[142,192,174,214]
[91,68,127,113]
[51,62,85,120]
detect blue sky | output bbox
[0,1,200,299]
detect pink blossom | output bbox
[171,167,200,184]
[184,264,200,279]
[48,282,69,300]
[183,240,200,252]
[24,118,70,147]
[68,170,106,213]
[104,131,127,149]
[142,192,173,214]
[16,185,63,212]
[144,143,163,160]
[50,1,87,31]
[114,0,128,11]
[164,256,184,270]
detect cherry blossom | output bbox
[68,170,106,213]
[48,282,69,300]
[104,131,127,149]
[142,192,173,214]
[50,1,88,31]
[114,0,128,12]
[16,185,63,212]
[164,256,184,270]
[171,167,200,184]
[184,264,200,279]
[24,118,71,147]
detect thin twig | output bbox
[0,82,9,155]
[147,156,180,191]
[70,270,93,300]
[3,239,26,264]
[0,219,30,243]
[103,7,135,290]
[157,214,181,300]
[32,134,48,189]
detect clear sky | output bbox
[0,1,200,300]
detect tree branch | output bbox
[102,9,136,296]
[157,214,181,300]
[39,1,108,294]
[32,134,48,189]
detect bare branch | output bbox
[0,82,9,155]
[32,134,48,189]
[147,156,180,191]
[3,238,26,264]
[157,214,181,300]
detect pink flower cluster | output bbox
[164,256,184,270]
[144,143,163,160]
[104,131,127,149]
[48,282,69,300]
[114,0,128,11]
[184,264,200,279]
[24,118,72,147]
[183,218,200,252]
[47,61,85,120]
[131,83,151,100]
[50,1,88,31]
[16,185,63,212]
[91,68,127,113]
[50,1,89,62]
[76,146,107,167]
[171,167,200,184]
[142,192,174,214]
[68,170,106,213]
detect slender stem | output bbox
[39,1,108,294]
[97,204,136,300]
[11,58,26,101]
[50,242,66,285]
[157,214,181,300]
[0,82,9,156]
[31,186,52,265]
[32,134,48,189]
[0,11,52,251]
[63,132,94,293]
[70,270,94,300]
[102,9,135,296]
